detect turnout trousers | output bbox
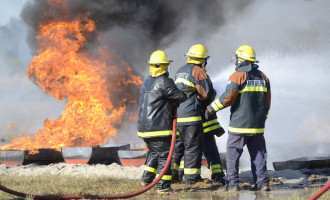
[203,133,225,181]
[141,137,172,190]
[226,134,269,187]
[173,135,184,181]
[177,124,204,184]
[173,131,225,182]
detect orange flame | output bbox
[0,1,142,152]
[2,125,18,130]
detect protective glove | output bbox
[215,127,225,137]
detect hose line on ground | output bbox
[308,182,330,200]
[0,109,178,200]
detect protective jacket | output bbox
[207,62,271,136]
[175,63,214,126]
[138,73,187,138]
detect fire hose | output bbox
[0,111,178,200]
[308,182,330,200]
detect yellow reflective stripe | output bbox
[210,164,221,170]
[266,110,269,118]
[144,166,157,174]
[211,102,219,111]
[228,126,264,134]
[203,119,218,127]
[156,174,172,181]
[210,164,223,173]
[239,86,267,93]
[212,168,223,174]
[184,168,201,175]
[177,116,202,123]
[211,99,224,112]
[204,124,221,133]
[138,130,179,138]
[179,161,184,169]
[173,163,179,171]
[175,78,195,88]
[214,99,224,109]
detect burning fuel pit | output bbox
[0,149,64,166]
[118,150,147,167]
[61,145,129,165]
[273,156,330,171]
[0,144,139,166]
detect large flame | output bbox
[0,1,142,152]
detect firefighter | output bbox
[174,44,214,185]
[138,50,187,194]
[205,45,271,191]
[172,72,226,185]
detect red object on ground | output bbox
[308,182,330,200]
[120,159,146,167]
[0,109,178,200]
[0,161,22,166]
[64,159,89,164]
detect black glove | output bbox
[215,127,225,137]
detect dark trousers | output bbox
[226,134,269,187]
[174,135,184,167]
[141,137,172,190]
[173,135,184,181]
[203,133,225,180]
[177,125,204,183]
[174,131,224,181]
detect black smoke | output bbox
[21,0,255,73]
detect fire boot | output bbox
[212,172,226,185]
[171,170,180,183]
[186,177,211,185]
[226,184,240,191]
[156,187,173,194]
[251,183,270,191]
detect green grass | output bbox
[0,175,144,199]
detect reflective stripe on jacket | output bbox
[175,63,214,126]
[203,119,222,134]
[207,63,271,136]
[138,73,187,138]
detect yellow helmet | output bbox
[148,50,172,65]
[234,45,258,63]
[185,44,209,59]
[148,50,172,77]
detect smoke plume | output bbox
[21,0,255,75]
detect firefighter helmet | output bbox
[234,45,258,63]
[148,50,172,77]
[185,44,209,59]
[148,50,172,65]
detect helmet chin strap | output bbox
[235,58,244,66]
[203,59,208,72]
